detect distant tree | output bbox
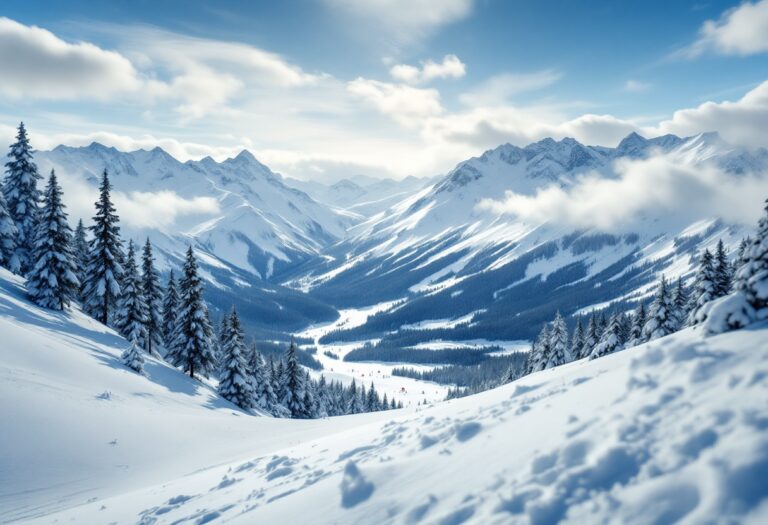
[281,339,305,417]
[739,201,768,317]
[72,219,88,292]
[141,239,163,355]
[162,270,179,348]
[3,122,41,274]
[26,170,79,310]
[217,307,254,410]
[688,250,717,326]
[626,302,646,347]
[714,240,732,297]
[115,240,148,346]
[0,179,18,273]
[81,169,123,325]
[528,324,550,373]
[590,312,623,360]
[570,318,584,358]
[366,381,379,411]
[248,343,276,412]
[642,276,676,341]
[121,340,145,374]
[578,315,599,359]
[671,277,689,330]
[169,246,216,379]
[546,311,570,368]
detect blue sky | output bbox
[1,0,767,180]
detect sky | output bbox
[1,0,767,181]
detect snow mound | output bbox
[16,297,768,524]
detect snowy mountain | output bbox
[288,132,767,345]
[286,174,435,218]
[35,143,353,280]
[2,264,766,524]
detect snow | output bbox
[1,268,768,523]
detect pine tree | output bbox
[162,270,180,348]
[671,277,689,330]
[121,340,145,374]
[626,302,646,347]
[281,339,305,417]
[0,180,18,273]
[346,379,363,414]
[642,276,676,341]
[169,246,216,379]
[217,307,254,410]
[366,382,379,411]
[579,315,599,359]
[81,169,123,325]
[688,250,717,326]
[590,313,623,359]
[26,170,79,310]
[248,343,276,412]
[570,318,584,359]
[546,311,570,368]
[141,239,163,355]
[618,312,632,346]
[115,240,148,346]
[528,324,550,373]
[300,372,316,419]
[740,200,768,318]
[3,122,41,274]
[714,240,732,297]
[72,219,88,291]
[315,375,329,418]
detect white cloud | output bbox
[389,54,466,84]
[347,78,444,125]
[0,17,143,100]
[459,70,562,106]
[654,80,768,148]
[478,152,768,231]
[681,0,768,57]
[624,79,652,93]
[325,0,473,44]
[114,191,220,229]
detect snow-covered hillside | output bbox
[3,259,766,523]
[292,132,765,344]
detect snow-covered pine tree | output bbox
[217,307,255,410]
[366,382,379,411]
[3,122,41,274]
[169,246,216,379]
[281,339,305,417]
[546,311,570,368]
[248,343,276,413]
[671,277,689,330]
[740,200,768,318]
[642,276,677,341]
[141,239,163,355]
[72,219,88,292]
[590,312,623,359]
[626,302,646,347]
[315,375,329,418]
[162,270,179,348]
[688,250,717,326]
[115,240,148,347]
[714,239,732,298]
[300,371,316,419]
[121,340,145,374]
[346,379,363,414]
[81,169,123,325]
[579,315,599,359]
[618,312,632,345]
[528,324,550,373]
[570,318,584,358]
[0,180,18,273]
[26,170,79,310]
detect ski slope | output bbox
[2,268,768,524]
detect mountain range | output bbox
[31,132,768,345]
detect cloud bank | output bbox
[389,54,466,84]
[478,153,768,232]
[682,0,768,57]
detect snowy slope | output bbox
[34,144,353,280]
[7,263,767,525]
[0,268,392,522]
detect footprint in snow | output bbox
[340,461,374,508]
